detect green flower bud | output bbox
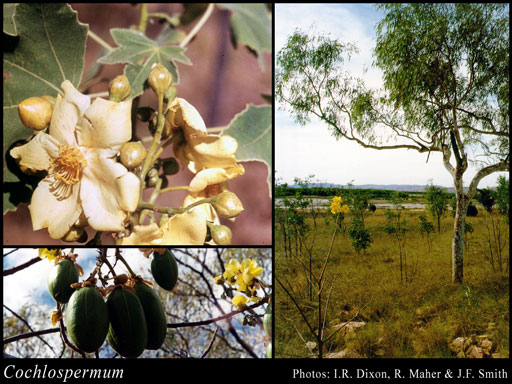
[209,224,232,245]
[212,192,244,219]
[120,141,147,169]
[136,106,154,122]
[162,157,179,175]
[148,64,173,96]
[147,168,160,187]
[18,97,53,131]
[109,75,131,102]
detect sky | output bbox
[275,3,508,188]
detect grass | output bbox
[275,208,509,359]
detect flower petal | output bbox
[183,192,219,224]
[29,178,82,239]
[80,156,133,232]
[117,224,163,245]
[49,81,90,146]
[187,135,239,170]
[116,171,140,212]
[9,132,59,171]
[160,210,207,245]
[168,97,207,137]
[77,98,132,148]
[188,166,244,194]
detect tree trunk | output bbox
[451,172,467,284]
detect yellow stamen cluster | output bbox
[49,146,87,199]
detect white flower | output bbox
[10,80,140,239]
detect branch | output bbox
[466,158,509,201]
[3,305,57,356]
[166,298,267,328]
[3,328,60,345]
[3,257,41,276]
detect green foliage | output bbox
[3,4,88,212]
[375,3,509,150]
[425,182,448,232]
[348,217,372,255]
[98,28,191,97]
[495,176,510,219]
[223,104,272,197]
[217,4,271,70]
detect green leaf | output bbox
[3,3,17,36]
[223,104,272,197]
[98,28,191,97]
[217,4,271,70]
[3,3,88,213]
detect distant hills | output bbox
[287,183,469,193]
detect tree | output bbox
[276,3,509,283]
[425,182,449,233]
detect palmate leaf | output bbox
[3,3,88,213]
[223,104,272,197]
[98,28,191,97]
[3,3,17,36]
[217,4,271,70]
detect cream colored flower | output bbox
[117,210,208,246]
[10,80,139,239]
[167,98,245,179]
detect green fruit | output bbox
[107,287,148,358]
[48,259,79,304]
[263,304,272,338]
[151,250,179,291]
[65,287,109,353]
[134,282,167,350]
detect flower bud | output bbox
[210,224,232,245]
[148,64,173,95]
[62,226,87,243]
[18,97,53,131]
[114,274,129,285]
[212,191,244,219]
[162,157,179,175]
[136,106,154,122]
[120,141,147,169]
[109,75,131,102]
[147,168,160,187]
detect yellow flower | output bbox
[38,248,61,263]
[232,294,247,310]
[330,196,343,215]
[341,204,350,214]
[10,80,139,240]
[239,258,262,288]
[223,259,241,285]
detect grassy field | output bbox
[275,207,509,358]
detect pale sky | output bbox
[275,3,508,188]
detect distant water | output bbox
[275,198,428,210]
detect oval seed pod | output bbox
[18,97,53,131]
[65,286,109,353]
[47,258,79,304]
[263,304,272,338]
[134,281,167,350]
[106,287,148,358]
[150,249,179,291]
